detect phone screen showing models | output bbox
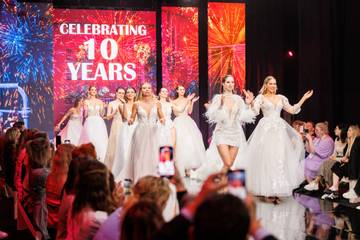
[227,169,247,199]
[158,146,175,177]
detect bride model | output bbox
[55,98,83,145]
[79,86,109,162]
[118,82,165,183]
[104,87,126,170]
[192,75,255,179]
[246,76,313,197]
[172,85,206,177]
[158,88,176,147]
[113,87,137,177]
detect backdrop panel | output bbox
[53,9,156,124]
[0,1,53,136]
[208,2,246,97]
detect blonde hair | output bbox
[259,76,277,94]
[345,124,360,156]
[133,176,171,210]
[136,82,153,101]
[315,121,329,135]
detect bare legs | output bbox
[217,144,239,172]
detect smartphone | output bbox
[227,169,247,199]
[122,179,133,196]
[304,128,309,134]
[55,135,62,148]
[299,125,304,134]
[158,146,175,177]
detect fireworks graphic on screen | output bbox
[208,2,246,96]
[0,1,53,127]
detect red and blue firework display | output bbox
[161,7,199,97]
[0,1,53,135]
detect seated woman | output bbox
[326,125,359,193]
[304,122,334,183]
[304,124,348,191]
[343,125,360,200]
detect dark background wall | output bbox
[246,0,360,130]
[17,0,360,142]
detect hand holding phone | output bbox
[227,169,247,199]
[158,146,175,177]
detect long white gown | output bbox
[104,101,123,170]
[158,101,174,147]
[79,103,108,163]
[191,94,255,180]
[117,104,160,183]
[246,94,305,197]
[113,107,137,178]
[59,112,83,145]
[173,103,206,177]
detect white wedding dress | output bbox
[59,112,83,145]
[173,103,206,177]
[104,101,123,170]
[158,102,174,147]
[117,104,160,183]
[191,94,255,180]
[246,94,305,197]
[113,106,137,179]
[79,103,108,163]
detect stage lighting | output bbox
[287,50,294,57]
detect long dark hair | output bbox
[125,87,137,102]
[220,75,235,93]
[174,85,187,99]
[72,160,116,216]
[336,124,348,144]
[121,200,165,240]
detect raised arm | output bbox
[55,108,74,131]
[156,101,165,124]
[205,94,226,124]
[187,95,199,115]
[281,90,313,115]
[251,94,263,116]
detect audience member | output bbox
[304,124,348,191]
[94,175,171,240]
[121,200,165,240]
[304,122,334,183]
[327,125,359,193]
[46,144,75,234]
[66,160,116,240]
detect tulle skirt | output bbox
[158,118,174,147]
[104,117,123,170]
[59,119,82,145]
[173,115,206,176]
[79,116,108,163]
[246,116,305,197]
[113,122,137,178]
[116,123,159,183]
[191,127,248,180]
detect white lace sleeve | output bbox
[205,94,227,124]
[280,95,301,114]
[237,96,256,124]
